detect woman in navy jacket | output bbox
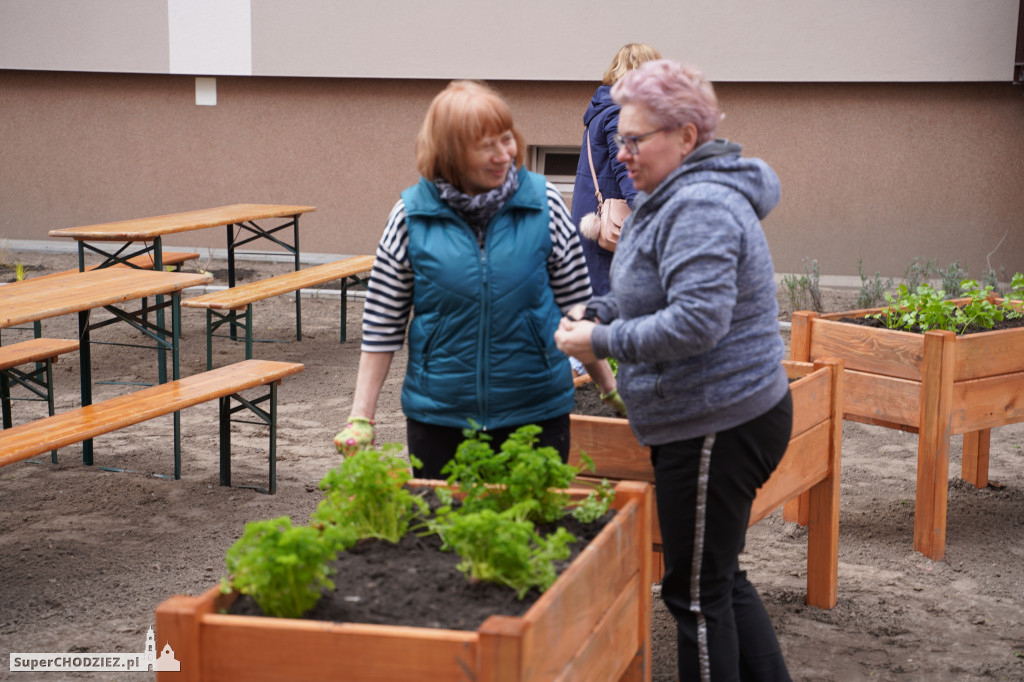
[571,43,661,296]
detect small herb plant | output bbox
[221,515,354,619]
[312,445,427,543]
[442,508,575,599]
[955,280,1004,330]
[222,428,615,612]
[856,259,893,309]
[440,424,613,525]
[1004,273,1024,320]
[869,278,1020,334]
[423,424,615,599]
[780,257,823,313]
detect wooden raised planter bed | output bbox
[569,359,842,609]
[789,302,1024,560]
[155,480,654,682]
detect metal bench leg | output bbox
[1,359,61,463]
[227,224,238,341]
[203,308,250,370]
[0,371,11,430]
[44,358,58,464]
[205,309,214,371]
[79,309,94,466]
[244,305,253,360]
[218,382,278,494]
[219,395,232,487]
[340,280,348,343]
[269,381,278,495]
[293,221,301,342]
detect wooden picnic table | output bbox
[0,267,213,465]
[49,204,316,336]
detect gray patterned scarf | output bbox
[435,167,519,246]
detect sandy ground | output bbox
[0,250,1022,681]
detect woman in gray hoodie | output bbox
[555,60,792,682]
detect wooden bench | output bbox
[569,358,843,608]
[0,359,305,493]
[182,255,375,369]
[33,251,201,280]
[0,338,81,462]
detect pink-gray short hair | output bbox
[611,60,721,145]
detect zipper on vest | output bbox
[477,246,490,429]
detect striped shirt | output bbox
[362,181,593,352]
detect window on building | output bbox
[529,146,580,205]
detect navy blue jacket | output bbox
[570,85,638,295]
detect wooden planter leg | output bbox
[783,493,809,526]
[914,331,955,561]
[961,429,991,488]
[477,616,525,682]
[788,311,817,364]
[804,359,843,608]
[783,311,818,526]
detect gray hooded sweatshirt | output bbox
[589,139,789,446]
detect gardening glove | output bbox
[600,388,627,417]
[333,416,375,455]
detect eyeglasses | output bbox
[613,126,676,155]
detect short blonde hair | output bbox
[415,80,525,186]
[602,43,663,86]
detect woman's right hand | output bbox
[333,416,376,454]
[555,318,598,364]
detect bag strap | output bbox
[585,126,605,205]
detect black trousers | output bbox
[651,391,794,682]
[406,413,571,480]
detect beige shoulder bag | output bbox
[579,126,630,252]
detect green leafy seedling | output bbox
[442,506,574,599]
[953,280,1003,333]
[570,477,615,524]
[869,273,1024,333]
[313,444,427,543]
[1000,272,1024,320]
[443,424,581,524]
[870,283,956,332]
[431,426,615,597]
[221,515,352,619]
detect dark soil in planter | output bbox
[574,379,622,418]
[228,497,614,631]
[838,315,1024,335]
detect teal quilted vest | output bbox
[399,168,574,430]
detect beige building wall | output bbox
[1,1,1016,82]
[1,69,1021,279]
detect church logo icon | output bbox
[144,627,181,672]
